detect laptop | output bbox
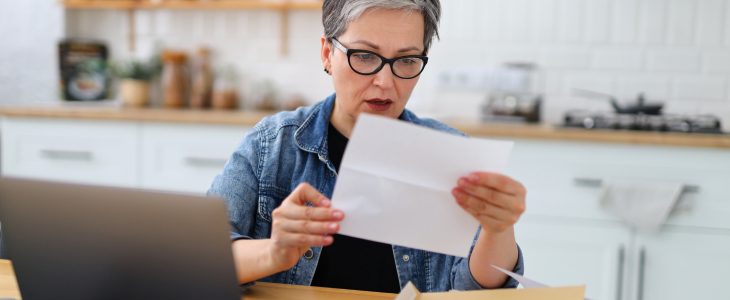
[0,177,241,300]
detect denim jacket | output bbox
[208,93,524,292]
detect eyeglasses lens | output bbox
[349,53,424,78]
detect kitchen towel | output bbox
[599,179,684,233]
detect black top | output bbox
[309,123,401,293]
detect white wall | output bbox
[0,0,64,104]
[4,0,730,129]
[425,0,730,126]
[64,8,332,109]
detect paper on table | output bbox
[492,265,591,300]
[330,114,514,257]
[491,265,548,289]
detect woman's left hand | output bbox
[452,172,526,234]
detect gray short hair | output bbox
[322,0,441,53]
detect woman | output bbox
[208,0,526,293]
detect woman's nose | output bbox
[372,63,395,90]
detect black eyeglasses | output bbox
[332,39,428,79]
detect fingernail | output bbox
[320,198,331,206]
[452,189,463,199]
[328,223,338,231]
[323,236,333,244]
[469,174,480,183]
[333,211,343,219]
[458,178,469,188]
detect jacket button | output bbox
[402,255,410,262]
[304,248,314,259]
[319,154,327,161]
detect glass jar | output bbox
[212,65,239,110]
[190,47,213,109]
[161,50,188,108]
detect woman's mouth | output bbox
[365,99,393,111]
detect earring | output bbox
[324,68,329,74]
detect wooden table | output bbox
[0,259,395,300]
[0,260,21,300]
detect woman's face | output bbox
[322,8,425,137]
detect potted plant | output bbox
[110,57,161,107]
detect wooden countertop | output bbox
[1,106,728,149]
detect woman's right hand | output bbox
[267,182,344,272]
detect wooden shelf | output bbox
[61,0,323,10]
[60,0,322,54]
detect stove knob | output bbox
[583,117,595,129]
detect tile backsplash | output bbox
[3,0,730,130]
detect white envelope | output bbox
[330,114,514,257]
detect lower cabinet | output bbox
[503,138,730,300]
[633,230,730,300]
[515,216,630,300]
[516,217,730,300]
[1,116,251,194]
[140,122,252,194]
[1,117,140,187]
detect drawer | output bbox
[1,117,139,187]
[499,138,730,230]
[140,122,252,194]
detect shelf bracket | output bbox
[280,8,289,56]
[127,8,135,52]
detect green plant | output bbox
[109,56,161,81]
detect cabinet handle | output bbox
[616,245,625,300]
[637,247,646,300]
[40,149,92,161]
[184,157,228,168]
[574,177,699,193]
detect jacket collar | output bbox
[294,93,336,155]
[294,93,414,155]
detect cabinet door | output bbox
[504,139,730,230]
[140,122,251,194]
[1,117,139,187]
[630,230,730,300]
[515,216,631,300]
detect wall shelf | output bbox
[61,0,323,10]
[60,0,324,54]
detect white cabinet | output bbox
[140,122,251,194]
[492,137,730,299]
[503,139,730,229]
[1,117,140,187]
[631,230,730,300]
[0,116,251,194]
[515,216,630,300]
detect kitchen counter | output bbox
[0,106,728,148]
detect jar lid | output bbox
[162,50,187,62]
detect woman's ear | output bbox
[321,34,332,75]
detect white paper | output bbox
[492,265,591,300]
[330,114,514,257]
[491,265,548,289]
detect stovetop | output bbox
[563,110,725,134]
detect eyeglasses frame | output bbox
[331,39,429,79]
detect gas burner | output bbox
[563,110,725,134]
